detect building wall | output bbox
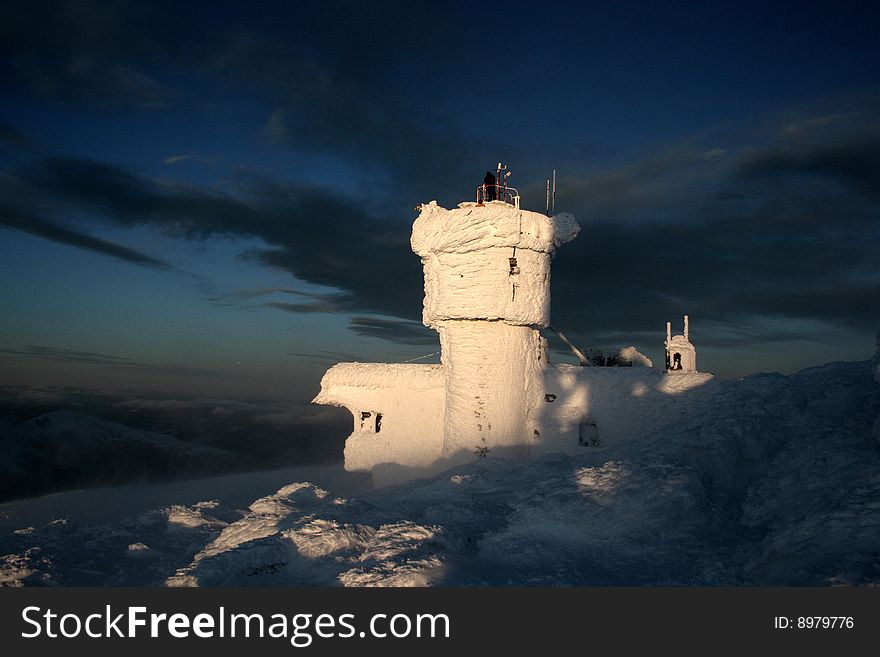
[412,200,579,329]
[534,365,719,454]
[313,361,720,482]
[667,335,697,373]
[437,321,545,460]
[420,247,551,326]
[312,363,445,472]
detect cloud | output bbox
[215,287,355,315]
[15,157,267,237]
[5,114,879,355]
[265,300,343,315]
[208,287,353,314]
[163,153,218,166]
[41,158,425,313]
[0,344,220,378]
[545,112,880,348]
[7,54,176,110]
[250,242,423,320]
[551,212,878,344]
[0,202,170,268]
[0,345,130,365]
[0,2,176,110]
[0,122,35,150]
[347,317,438,345]
[1,59,877,362]
[1,2,483,200]
[736,135,880,197]
[4,152,426,318]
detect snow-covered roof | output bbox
[411,201,579,256]
[313,362,444,399]
[668,335,694,349]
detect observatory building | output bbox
[313,174,716,484]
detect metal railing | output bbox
[476,184,520,209]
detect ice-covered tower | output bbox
[411,201,579,461]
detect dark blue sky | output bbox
[1,0,878,406]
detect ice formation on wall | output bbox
[313,198,715,484]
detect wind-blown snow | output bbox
[616,345,653,368]
[2,359,878,586]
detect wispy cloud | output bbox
[0,2,480,199]
[546,108,880,346]
[209,287,352,314]
[0,122,35,150]
[0,203,170,268]
[163,153,219,166]
[1,24,877,361]
[348,316,438,345]
[0,345,220,378]
[0,345,130,365]
[5,157,424,318]
[4,108,879,352]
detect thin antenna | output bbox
[545,178,551,216]
[495,162,507,203]
[551,169,557,214]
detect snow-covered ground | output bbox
[2,359,878,586]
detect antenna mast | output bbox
[545,178,551,216]
[545,169,557,215]
[496,162,509,202]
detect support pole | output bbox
[548,325,589,367]
[665,321,672,372]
